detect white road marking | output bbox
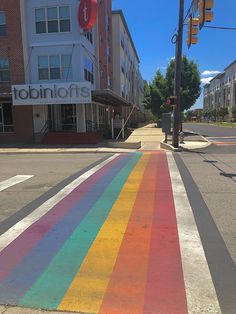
[0,175,34,192]
[167,153,221,314]
[0,154,119,252]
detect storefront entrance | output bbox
[61,104,77,131]
[0,103,14,133]
[48,104,77,132]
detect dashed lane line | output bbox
[0,175,34,192]
[0,154,119,253]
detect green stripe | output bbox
[20,153,142,309]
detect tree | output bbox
[144,56,201,118]
[144,70,168,119]
[185,110,193,121]
[166,56,201,112]
[231,105,236,121]
[218,107,228,121]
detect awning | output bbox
[92,89,133,107]
[0,92,12,101]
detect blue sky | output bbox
[112,0,236,108]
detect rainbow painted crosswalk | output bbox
[0,152,220,313]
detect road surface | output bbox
[0,151,235,313]
[183,123,236,145]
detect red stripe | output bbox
[99,153,160,314]
[143,153,188,314]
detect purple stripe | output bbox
[0,155,125,282]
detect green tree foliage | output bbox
[144,70,167,118]
[144,56,201,118]
[231,105,236,121]
[218,107,228,121]
[185,110,194,121]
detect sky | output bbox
[112,0,236,109]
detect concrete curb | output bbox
[160,135,213,152]
[160,140,182,152]
[106,141,141,149]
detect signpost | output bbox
[12,82,91,106]
[78,0,98,30]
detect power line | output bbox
[203,25,236,30]
[171,0,194,44]
[183,0,195,23]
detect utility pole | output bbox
[172,0,185,148]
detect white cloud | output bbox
[201,70,221,76]
[165,57,175,62]
[201,77,213,84]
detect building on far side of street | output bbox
[112,10,145,127]
[0,0,34,144]
[203,60,236,118]
[0,0,146,145]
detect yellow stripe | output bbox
[58,153,150,313]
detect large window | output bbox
[0,103,13,133]
[38,54,72,80]
[0,11,6,36]
[0,58,9,81]
[84,57,94,84]
[35,6,71,34]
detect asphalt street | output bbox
[0,153,111,233]
[183,123,236,138]
[0,141,235,313]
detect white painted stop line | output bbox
[0,175,34,192]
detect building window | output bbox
[0,58,10,81]
[0,103,14,133]
[61,54,72,79]
[83,29,93,44]
[84,57,94,84]
[35,6,71,34]
[38,54,72,80]
[98,105,105,124]
[121,34,125,50]
[0,11,6,36]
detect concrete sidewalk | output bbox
[126,123,211,151]
[0,123,211,153]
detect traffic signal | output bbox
[199,0,214,29]
[166,96,176,106]
[187,15,199,48]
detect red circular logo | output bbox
[78,0,98,30]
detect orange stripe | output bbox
[99,152,161,314]
[214,142,236,145]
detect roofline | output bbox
[112,10,140,63]
[210,72,224,82]
[224,59,236,71]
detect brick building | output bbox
[0,0,34,143]
[0,0,145,144]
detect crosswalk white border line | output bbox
[167,153,221,314]
[0,154,120,252]
[0,175,34,192]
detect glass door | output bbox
[48,104,55,131]
[0,105,3,132]
[61,104,77,131]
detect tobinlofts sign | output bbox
[78,0,98,30]
[12,82,91,105]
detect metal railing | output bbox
[34,120,49,144]
[86,120,98,132]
